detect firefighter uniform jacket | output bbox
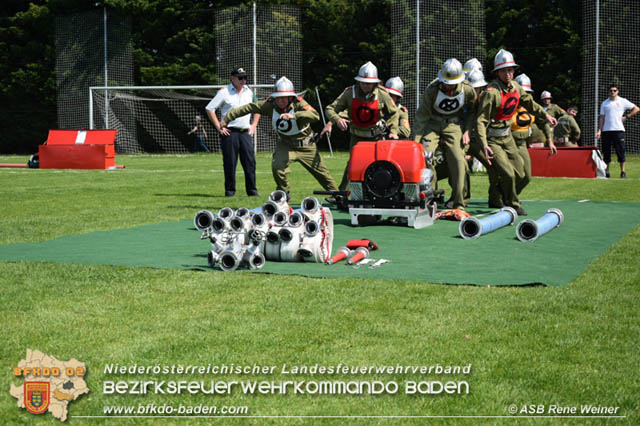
[325,84,399,137]
[476,79,552,147]
[414,79,477,143]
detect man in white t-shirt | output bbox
[596,84,639,178]
[206,67,261,197]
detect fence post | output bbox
[594,0,600,141]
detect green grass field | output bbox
[1,152,639,425]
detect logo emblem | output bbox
[275,118,293,133]
[355,105,376,124]
[438,98,460,112]
[502,97,518,116]
[516,110,533,127]
[24,382,50,415]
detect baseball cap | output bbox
[231,67,247,77]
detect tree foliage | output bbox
[1,0,585,153]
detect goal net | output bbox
[90,85,270,153]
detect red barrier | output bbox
[528,146,598,178]
[39,129,118,170]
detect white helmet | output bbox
[384,77,404,97]
[540,90,552,100]
[492,48,519,72]
[354,61,380,83]
[437,58,465,84]
[515,73,533,92]
[463,58,482,77]
[271,76,296,98]
[467,69,487,88]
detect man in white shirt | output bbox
[596,84,639,178]
[206,67,261,196]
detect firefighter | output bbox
[463,58,483,79]
[222,76,338,198]
[384,77,411,138]
[476,49,557,216]
[510,73,538,195]
[554,106,581,147]
[414,58,477,209]
[325,61,400,192]
[466,68,504,208]
[540,90,566,123]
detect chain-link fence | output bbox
[56,8,133,132]
[582,0,639,152]
[391,0,485,130]
[59,2,639,154]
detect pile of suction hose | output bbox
[194,191,333,271]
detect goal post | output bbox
[89,84,274,154]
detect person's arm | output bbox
[207,109,229,137]
[571,116,581,142]
[249,114,261,137]
[325,89,351,131]
[206,89,230,136]
[622,104,639,123]
[223,101,266,126]
[187,125,197,135]
[475,89,498,164]
[461,83,478,145]
[596,114,605,139]
[381,90,400,139]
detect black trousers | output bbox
[601,131,626,163]
[221,128,258,196]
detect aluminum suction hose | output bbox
[193,210,215,230]
[459,207,517,240]
[516,208,564,242]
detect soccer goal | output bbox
[89,84,274,153]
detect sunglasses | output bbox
[609,89,618,93]
[237,76,247,80]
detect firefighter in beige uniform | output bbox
[384,77,411,139]
[325,61,400,191]
[466,69,504,207]
[223,77,338,196]
[553,106,581,147]
[476,49,557,216]
[414,58,477,209]
[540,91,565,122]
[510,73,551,195]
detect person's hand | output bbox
[546,114,558,127]
[320,122,333,138]
[483,145,493,166]
[279,113,295,121]
[462,130,470,145]
[548,140,558,155]
[595,130,601,139]
[388,133,399,139]
[621,116,627,123]
[218,121,230,136]
[336,117,350,132]
[248,123,258,137]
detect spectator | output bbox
[205,67,261,197]
[596,84,639,178]
[188,115,209,152]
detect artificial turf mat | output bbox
[1,199,638,286]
